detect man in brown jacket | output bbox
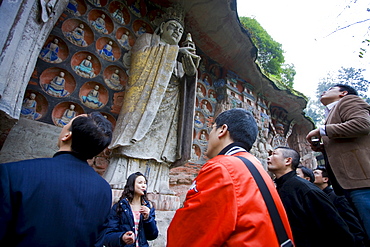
[306,84,370,243]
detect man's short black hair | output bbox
[334,84,358,96]
[214,108,258,151]
[298,165,315,183]
[315,165,331,185]
[69,112,113,160]
[276,146,301,170]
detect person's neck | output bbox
[275,169,293,179]
[130,195,142,206]
[316,183,328,190]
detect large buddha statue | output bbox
[104,14,201,193]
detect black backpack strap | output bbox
[236,156,293,247]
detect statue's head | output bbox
[159,19,183,45]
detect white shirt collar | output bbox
[325,100,339,118]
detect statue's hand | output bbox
[182,54,197,76]
[179,47,201,76]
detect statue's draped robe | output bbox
[104,33,196,192]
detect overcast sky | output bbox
[236,0,370,98]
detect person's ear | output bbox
[339,90,348,98]
[218,124,228,138]
[285,157,293,167]
[61,131,72,142]
[323,177,329,183]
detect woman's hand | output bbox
[140,205,150,220]
[122,231,135,245]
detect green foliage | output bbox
[305,67,370,126]
[280,63,296,88]
[315,67,369,101]
[240,16,296,86]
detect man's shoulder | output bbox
[1,157,53,166]
[340,94,368,105]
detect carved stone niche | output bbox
[40,67,76,98]
[103,65,127,91]
[108,1,131,25]
[39,35,69,64]
[95,37,121,62]
[71,51,101,79]
[62,19,94,47]
[116,27,136,51]
[52,101,85,127]
[79,81,108,109]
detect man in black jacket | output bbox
[267,146,354,247]
[314,166,366,246]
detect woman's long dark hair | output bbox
[116,172,148,215]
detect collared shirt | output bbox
[320,100,340,136]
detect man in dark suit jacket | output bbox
[314,166,366,246]
[0,112,113,247]
[306,84,370,242]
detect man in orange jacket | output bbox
[167,108,293,246]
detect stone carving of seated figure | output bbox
[74,56,95,78]
[39,38,62,63]
[89,0,101,7]
[194,112,203,128]
[65,23,87,47]
[190,144,199,162]
[81,85,103,108]
[91,14,108,34]
[105,69,123,90]
[196,86,204,98]
[99,41,115,61]
[21,93,42,120]
[44,72,70,97]
[66,0,81,16]
[209,92,217,103]
[135,23,146,36]
[57,104,77,127]
[201,101,211,115]
[203,75,210,86]
[112,8,125,24]
[118,31,131,50]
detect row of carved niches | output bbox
[20,90,116,127]
[196,82,217,101]
[40,66,126,97]
[67,0,130,25]
[60,14,151,48]
[41,22,143,64]
[198,73,213,88]
[189,128,210,164]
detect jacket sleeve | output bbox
[303,190,355,246]
[103,204,126,247]
[167,161,237,247]
[326,96,370,138]
[142,206,159,240]
[0,164,11,243]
